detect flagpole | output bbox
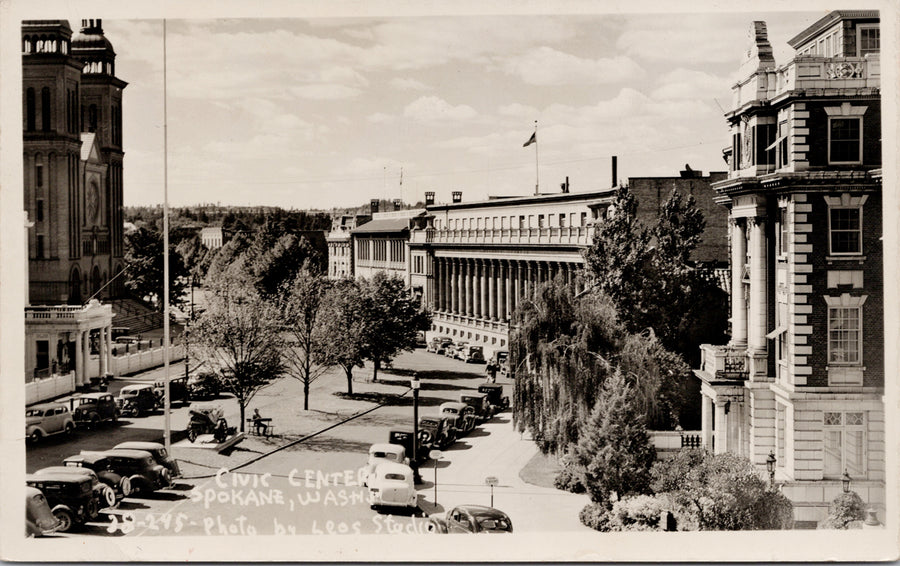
[162,18,171,454]
[533,120,539,195]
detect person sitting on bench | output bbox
[252,408,268,436]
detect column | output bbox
[474,259,483,319]
[748,216,768,356]
[99,326,108,377]
[451,259,459,314]
[489,261,496,320]
[730,219,748,346]
[499,261,508,321]
[465,259,474,317]
[524,262,532,298]
[701,394,712,449]
[75,330,84,387]
[714,399,728,454]
[106,323,113,375]
[81,329,90,386]
[433,258,441,312]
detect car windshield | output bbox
[78,398,96,405]
[444,408,458,414]
[477,517,511,531]
[26,409,46,417]
[384,473,407,481]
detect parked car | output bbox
[490,350,509,375]
[459,345,485,363]
[427,336,453,355]
[115,335,141,345]
[418,415,455,450]
[98,449,173,494]
[33,466,117,511]
[116,383,159,417]
[440,402,476,436]
[478,384,510,413]
[72,392,118,428]
[367,462,418,510]
[187,372,220,400]
[387,429,427,466]
[26,486,61,537]
[63,452,132,501]
[112,441,181,478]
[26,402,76,443]
[26,472,100,532]
[427,505,513,534]
[459,392,492,422]
[153,376,189,406]
[445,341,465,358]
[362,443,410,486]
[415,331,427,348]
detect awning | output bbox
[766,325,787,339]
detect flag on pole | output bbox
[523,132,537,147]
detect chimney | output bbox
[611,156,617,188]
[424,191,435,206]
[451,191,462,203]
[393,198,403,211]
[560,176,569,193]
[370,199,380,214]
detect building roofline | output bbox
[787,10,880,49]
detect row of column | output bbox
[728,216,768,378]
[74,325,113,387]
[432,257,579,320]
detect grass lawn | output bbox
[518,450,561,489]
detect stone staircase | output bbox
[109,297,165,335]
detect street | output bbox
[26,348,591,538]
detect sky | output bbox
[85,9,832,209]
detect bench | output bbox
[246,418,274,437]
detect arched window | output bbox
[41,87,51,131]
[23,37,32,53]
[61,40,67,54]
[36,39,44,52]
[26,88,36,131]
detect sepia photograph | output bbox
[1,0,897,562]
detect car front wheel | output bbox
[101,485,117,508]
[52,507,75,533]
[29,430,42,444]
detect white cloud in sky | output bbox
[650,68,732,101]
[502,47,645,85]
[390,77,431,91]
[403,96,478,124]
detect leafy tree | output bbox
[818,492,866,529]
[175,234,212,282]
[576,368,657,509]
[123,226,188,310]
[189,275,285,432]
[650,450,794,530]
[359,272,432,381]
[278,268,332,410]
[317,278,369,395]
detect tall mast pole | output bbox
[162,19,171,453]
[533,120,539,195]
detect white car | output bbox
[26,403,76,443]
[362,443,410,486]
[368,462,418,510]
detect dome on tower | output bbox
[72,19,117,76]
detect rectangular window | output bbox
[823,411,866,478]
[559,213,566,228]
[580,212,587,226]
[778,206,789,256]
[35,164,43,187]
[36,234,45,258]
[519,216,525,229]
[36,199,44,222]
[859,26,879,55]
[829,117,861,164]
[829,207,862,254]
[828,306,861,364]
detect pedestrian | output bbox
[252,408,267,436]
[486,362,497,383]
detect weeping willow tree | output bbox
[511,278,691,456]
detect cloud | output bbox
[502,47,645,85]
[650,68,732,101]
[390,77,431,92]
[616,14,749,65]
[403,96,478,124]
[367,112,394,124]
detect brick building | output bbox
[693,12,883,526]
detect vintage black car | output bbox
[427,504,513,534]
[459,392,493,422]
[187,372,221,400]
[33,466,118,511]
[477,384,510,413]
[26,472,101,532]
[387,429,428,466]
[116,383,159,417]
[72,392,119,428]
[112,441,181,478]
[63,452,133,501]
[418,415,455,450]
[439,402,477,436]
[153,376,189,406]
[99,449,173,494]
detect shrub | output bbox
[608,494,667,531]
[554,456,586,493]
[579,502,613,531]
[819,492,866,530]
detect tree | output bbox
[650,450,794,530]
[359,272,432,381]
[317,278,369,395]
[819,492,866,529]
[189,275,284,432]
[123,226,188,310]
[278,268,332,410]
[576,368,657,509]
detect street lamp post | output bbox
[766,451,776,490]
[411,373,420,482]
[841,469,851,493]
